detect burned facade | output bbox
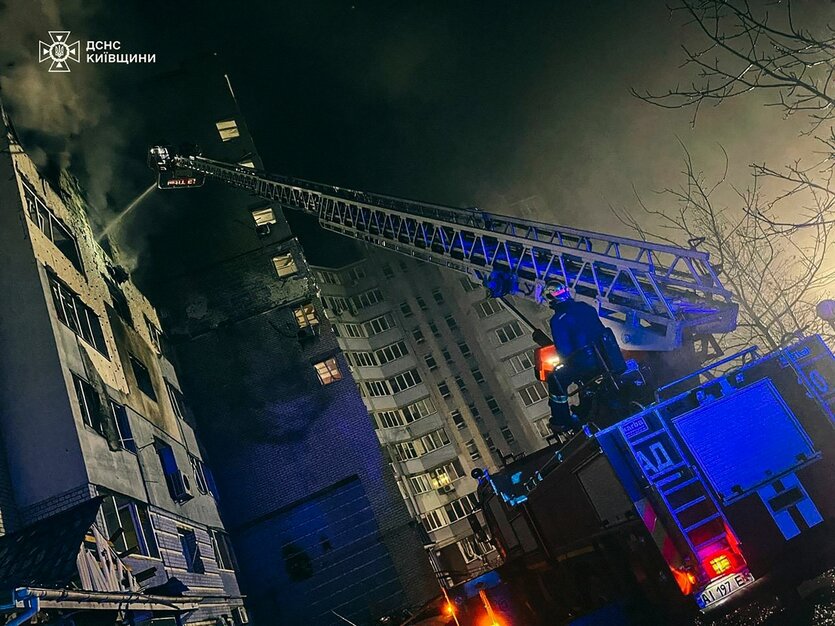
[0,110,245,624]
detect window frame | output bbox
[110,400,136,453]
[99,494,159,558]
[72,374,104,435]
[130,355,157,401]
[22,178,84,274]
[272,252,298,278]
[49,273,108,357]
[177,526,205,573]
[314,357,343,385]
[216,119,240,141]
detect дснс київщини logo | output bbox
[38,31,81,72]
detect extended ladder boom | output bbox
[158,151,737,351]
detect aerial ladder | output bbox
[148,145,738,360]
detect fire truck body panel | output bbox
[481,336,835,620]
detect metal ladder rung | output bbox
[653,461,688,479]
[661,476,699,495]
[627,428,667,446]
[693,534,727,553]
[673,495,707,514]
[683,512,721,534]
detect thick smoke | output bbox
[0,0,127,227]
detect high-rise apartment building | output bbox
[128,59,438,624]
[312,249,555,582]
[0,110,245,624]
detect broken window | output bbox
[110,401,136,453]
[145,316,162,354]
[107,281,132,326]
[178,527,205,573]
[49,273,108,356]
[99,493,159,558]
[314,357,342,385]
[424,354,438,371]
[22,178,83,274]
[438,380,451,398]
[166,381,187,419]
[411,327,425,344]
[210,529,237,570]
[72,374,104,435]
[432,289,445,305]
[451,409,466,429]
[471,367,485,384]
[216,119,240,142]
[130,355,157,401]
[272,252,298,278]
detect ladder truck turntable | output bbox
[149,146,835,624]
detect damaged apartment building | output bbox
[0,107,246,624]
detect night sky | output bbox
[0,1,827,273]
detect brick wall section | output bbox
[18,483,98,526]
[125,507,244,625]
[165,250,437,623]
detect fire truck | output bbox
[469,335,835,624]
[148,147,835,624]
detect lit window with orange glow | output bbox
[314,357,342,385]
[272,252,298,278]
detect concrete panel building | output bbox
[0,109,245,624]
[312,250,555,583]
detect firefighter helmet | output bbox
[543,281,571,303]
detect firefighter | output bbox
[545,282,608,433]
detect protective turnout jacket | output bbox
[549,299,606,359]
